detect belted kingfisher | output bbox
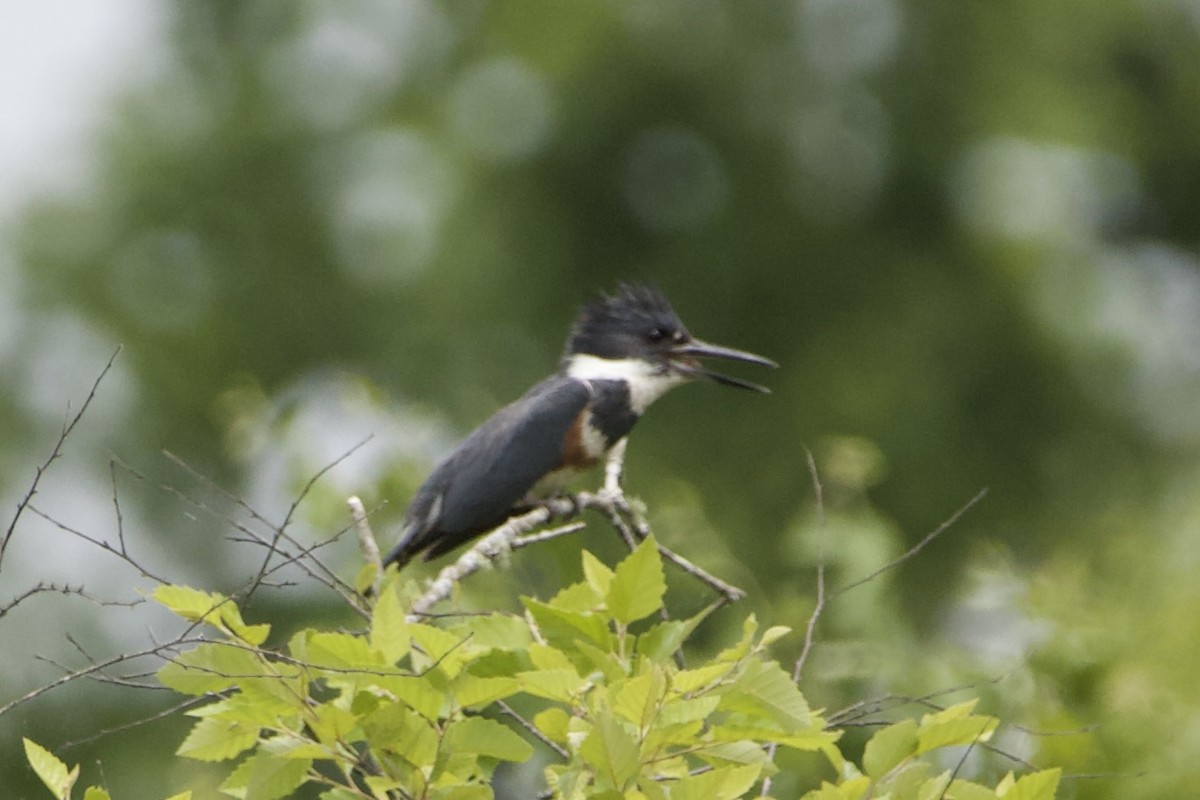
[383,283,776,569]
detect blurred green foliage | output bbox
[3,1,1200,798]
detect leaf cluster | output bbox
[23,537,1062,799]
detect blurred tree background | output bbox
[3,1,1200,798]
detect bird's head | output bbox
[563,284,777,401]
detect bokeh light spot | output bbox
[263,0,453,129]
[446,58,554,163]
[109,229,214,332]
[621,126,728,232]
[797,0,903,80]
[327,129,458,286]
[953,138,1141,243]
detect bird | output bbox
[383,283,776,569]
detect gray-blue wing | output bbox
[383,376,591,567]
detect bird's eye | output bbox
[647,328,669,343]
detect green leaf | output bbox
[158,643,267,695]
[84,788,113,800]
[534,707,572,744]
[918,770,952,800]
[445,717,534,762]
[176,716,259,761]
[453,674,520,708]
[307,703,359,746]
[524,597,612,651]
[298,631,385,671]
[799,781,847,800]
[449,613,532,650]
[23,739,77,800]
[405,622,473,677]
[361,703,439,767]
[719,658,812,729]
[657,695,720,727]
[372,673,443,721]
[529,643,575,671]
[428,786,493,800]
[152,585,269,645]
[715,614,759,662]
[916,714,997,754]
[154,584,224,620]
[259,733,332,760]
[606,535,665,624]
[636,602,711,663]
[758,625,792,649]
[515,668,586,702]
[218,752,310,800]
[1000,768,1061,800]
[551,580,604,613]
[670,763,763,800]
[612,669,665,730]
[636,620,690,663]
[572,638,627,682]
[319,789,361,800]
[199,685,302,728]
[671,661,734,694]
[876,759,931,797]
[947,779,999,800]
[579,713,640,791]
[862,718,917,778]
[582,549,615,596]
[163,792,194,800]
[709,724,838,753]
[369,582,412,663]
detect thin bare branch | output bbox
[1,346,121,572]
[27,504,170,585]
[58,696,211,752]
[834,487,988,598]
[761,448,826,797]
[407,499,577,619]
[0,637,208,718]
[497,699,570,759]
[1,582,143,621]
[158,451,366,614]
[243,436,373,602]
[793,447,826,682]
[349,495,382,598]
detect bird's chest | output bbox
[529,409,614,498]
[547,381,640,481]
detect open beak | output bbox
[671,338,778,393]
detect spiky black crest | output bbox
[564,283,689,359]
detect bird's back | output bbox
[384,375,594,567]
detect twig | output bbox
[159,452,365,613]
[243,436,373,603]
[0,637,208,718]
[0,346,121,572]
[938,723,991,800]
[402,457,747,617]
[1,582,143,621]
[27,505,170,585]
[406,501,584,620]
[349,495,383,598]
[512,522,587,548]
[834,488,988,598]
[762,448,826,797]
[497,700,569,759]
[793,448,826,682]
[583,489,744,603]
[58,696,211,752]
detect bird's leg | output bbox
[602,437,628,497]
